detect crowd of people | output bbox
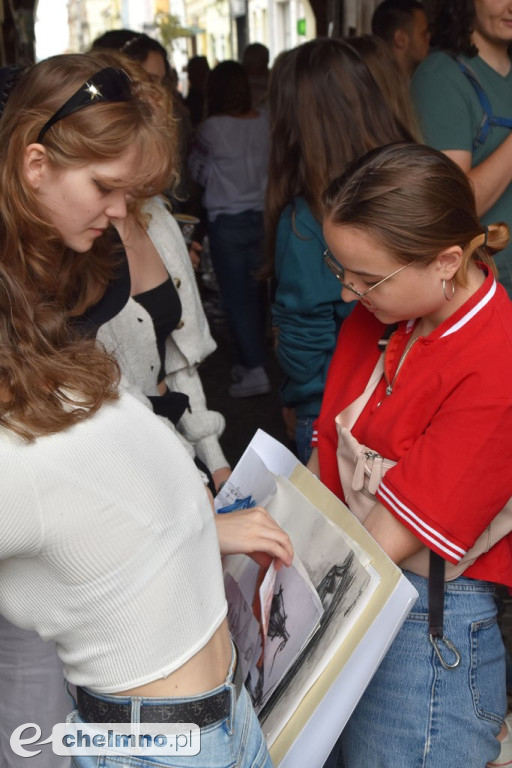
[0,1,512,767]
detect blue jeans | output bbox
[340,572,506,768]
[295,416,315,465]
[208,211,267,369]
[67,651,272,768]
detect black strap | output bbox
[428,551,461,669]
[428,550,445,638]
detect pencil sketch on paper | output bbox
[268,585,290,674]
[247,585,290,708]
[259,550,366,723]
[225,554,324,713]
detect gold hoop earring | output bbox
[442,278,455,301]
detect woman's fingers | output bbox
[215,506,294,566]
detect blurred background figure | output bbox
[92,29,170,84]
[91,30,195,220]
[371,0,431,77]
[411,0,512,298]
[265,38,415,464]
[242,42,270,110]
[189,60,270,398]
[185,55,210,128]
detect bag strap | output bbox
[341,353,384,431]
[456,57,512,148]
[428,551,461,669]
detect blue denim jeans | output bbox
[208,211,267,369]
[340,572,506,768]
[295,416,315,465]
[67,649,272,768]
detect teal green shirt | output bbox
[412,51,512,295]
[271,197,353,417]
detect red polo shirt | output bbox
[314,270,512,587]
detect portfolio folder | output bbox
[216,430,418,768]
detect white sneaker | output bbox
[228,366,271,398]
[488,712,512,766]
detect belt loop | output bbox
[131,698,142,724]
[226,641,238,735]
[226,681,236,735]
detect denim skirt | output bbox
[341,571,506,768]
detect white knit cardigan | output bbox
[97,197,228,472]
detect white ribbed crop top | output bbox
[0,392,227,693]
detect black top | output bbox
[133,276,188,426]
[75,240,189,427]
[133,276,182,384]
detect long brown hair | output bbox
[348,35,421,141]
[0,53,177,439]
[323,142,508,285]
[264,38,415,277]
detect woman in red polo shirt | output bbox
[310,143,512,768]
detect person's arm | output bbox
[306,447,320,478]
[212,466,231,492]
[443,136,512,216]
[171,365,230,478]
[214,506,294,570]
[364,502,424,563]
[411,54,512,217]
[272,209,349,392]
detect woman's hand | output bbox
[215,507,294,571]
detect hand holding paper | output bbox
[215,507,294,570]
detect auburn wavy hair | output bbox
[0,52,178,439]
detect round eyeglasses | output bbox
[323,249,414,298]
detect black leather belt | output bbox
[77,652,243,727]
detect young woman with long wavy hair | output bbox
[0,53,291,768]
